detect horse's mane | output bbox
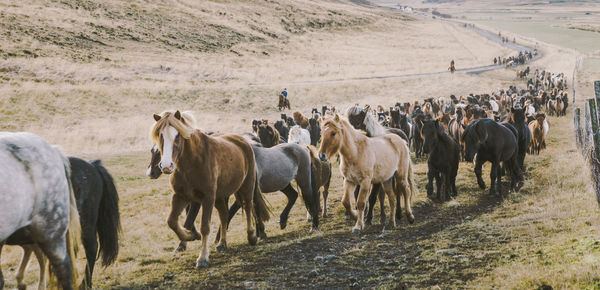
[362,111,386,137]
[151,111,195,143]
[305,144,319,161]
[241,133,262,147]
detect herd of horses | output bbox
[0,66,568,288]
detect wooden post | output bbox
[574,107,582,150]
[588,98,600,158]
[585,101,592,147]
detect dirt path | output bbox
[244,19,540,88]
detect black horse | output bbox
[508,107,531,171]
[4,157,121,289]
[422,120,459,201]
[463,119,522,195]
[274,120,290,143]
[411,112,426,158]
[308,117,321,146]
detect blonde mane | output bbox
[150,111,195,143]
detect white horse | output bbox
[288,125,311,145]
[0,132,81,290]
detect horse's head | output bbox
[318,114,343,162]
[346,106,367,131]
[288,126,301,144]
[511,107,525,124]
[422,120,444,154]
[151,110,195,174]
[146,144,163,179]
[258,124,280,148]
[462,119,487,162]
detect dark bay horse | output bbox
[462,119,522,195]
[508,107,531,171]
[6,158,121,289]
[422,120,459,201]
[151,111,270,268]
[0,132,81,290]
[257,123,283,148]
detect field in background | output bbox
[1,0,600,288]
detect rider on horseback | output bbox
[281,88,288,103]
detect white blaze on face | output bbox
[160,126,178,173]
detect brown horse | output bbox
[293,111,310,129]
[150,111,270,268]
[318,114,416,233]
[528,113,548,154]
[306,145,332,217]
[278,94,290,111]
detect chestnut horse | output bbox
[318,114,416,233]
[150,111,270,268]
[278,94,290,110]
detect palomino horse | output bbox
[278,94,290,111]
[6,157,121,289]
[318,114,416,233]
[150,111,270,267]
[346,105,408,225]
[0,132,81,290]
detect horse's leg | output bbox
[37,235,73,290]
[426,167,434,198]
[353,180,372,233]
[380,179,396,230]
[279,184,297,229]
[365,183,380,226]
[378,184,386,226]
[16,245,32,290]
[214,197,229,252]
[215,198,240,244]
[435,170,442,201]
[0,243,3,290]
[323,175,331,218]
[167,194,194,242]
[443,173,451,201]
[82,226,98,289]
[343,180,358,220]
[196,197,215,268]
[347,186,360,220]
[33,246,47,290]
[397,171,415,224]
[489,161,498,196]
[474,157,486,189]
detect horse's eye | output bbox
[331,132,336,136]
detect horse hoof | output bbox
[279,220,287,230]
[365,219,372,226]
[216,244,227,253]
[407,214,415,224]
[174,243,187,253]
[258,231,268,240]
[478,182,486,190]
[345,213,351,220]
[352,228,361,234]
[196,261,210,269]
[248,234,258,246]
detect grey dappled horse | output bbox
[0,132,80,290]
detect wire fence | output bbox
[574,79,600,205]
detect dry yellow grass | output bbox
[1,0,599,288]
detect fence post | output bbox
[574,107,582,150]
[585,101,592,147]
[588,98,600,157]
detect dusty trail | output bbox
[245,19,540,88]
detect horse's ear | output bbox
[364,104,370,112]
[174,110,182,120]
[153,114,161,121]
[334,114,340,122]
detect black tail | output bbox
[91,160,122,266]
[310,162,320,229]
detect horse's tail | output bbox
[252,174,271,222]
[49,151,82,288]
[91,160,121,266]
